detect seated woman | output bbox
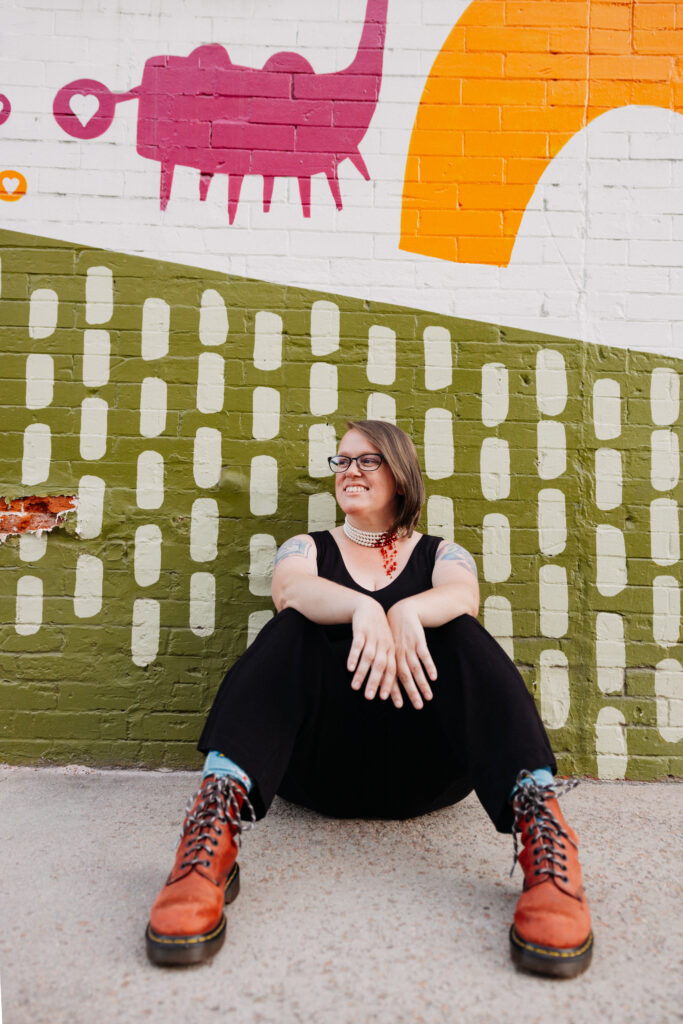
[146,419,593,978]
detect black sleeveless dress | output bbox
[198,531,555,831]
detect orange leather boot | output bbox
[146,774,254,965]
[509,772,593,978]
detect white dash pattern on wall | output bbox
[310,363,338,416]
[252,386,280,440]
[190,499,219,562]
[483,596,514,658]
[536,349,567,417]
[596,612,626,694]
[482,513,510,583]
[481,362,509,427]
[311,300,339,356]
[250,455,278,515]
[425,408,454,480]
[254,311,283,370]
[308,492,336,532]
[141,298,170,360]
[15,575,43,636]
[74,554,103,618]
[19,532,47,562]
[85,266,113,325]
[539,649,570,729]
[25,353,54,409]
[190,572,216,636]
[80,397,108,461]
[134,525,162,588]
[654,658,683,743]
[367,325,396,386]
[132,598,160,667]
[77,475,105,539]
[28,288,58,339]
[83,330,111,388]
[21,423,51,486]
[595,706,627,779]
[197,352,225,414]
[139,378,167,438]
[199,289,228,346]
[423,326,452,392]
[249,534,277,597]
[427,495,454,542]
[366,392,396,422]
[136,451,164,510]
[193,427,222,488]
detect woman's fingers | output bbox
[418,641,438,683]
[347,633,365,673]
[396,657,424,709]
[390,680,403,709]
[363,651,388,700]
[407,651,433,701]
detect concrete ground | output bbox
[0,767,681,1024]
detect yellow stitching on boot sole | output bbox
[147,917,226,946]
[511,929,593,959]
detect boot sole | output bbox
[145,862,240,966]
[509,924,594,978]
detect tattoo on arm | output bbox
[274,538,312,565]
[435,542,478,577]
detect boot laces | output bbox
[178,775,255,871]
[510,770,578,882]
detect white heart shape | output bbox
[70,93,99,128]
[2,176,19,194]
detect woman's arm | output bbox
[380,540,480,707]
[271,534,369,622]
[401,539,480,626]
[271,535,404,707]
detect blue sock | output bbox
[511,765,555,799]
[202,750,252,792]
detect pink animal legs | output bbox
[297,176,311,218]
[228,175,244,224]
[325,165,343,211]
[263,175,274,213]
[349,151,370,181]
[199,171,213,201]
[160,163,175,211]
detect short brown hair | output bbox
[346,419,425,536]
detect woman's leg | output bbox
[395,615,592,978]
[147,608,330,965]
[414,614,557,833]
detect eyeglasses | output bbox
[328,453,385,473]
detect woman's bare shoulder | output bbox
[274,534,316,567]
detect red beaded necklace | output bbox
[343,519,399,578]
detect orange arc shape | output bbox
[0,169,27,202]
[400,0,683,266]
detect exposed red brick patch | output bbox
[0,495,78,538]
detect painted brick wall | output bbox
[0,0,681,777]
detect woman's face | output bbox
[334,428,399,526]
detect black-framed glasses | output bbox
[328,453,385,473]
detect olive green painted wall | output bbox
[0,229,681,778]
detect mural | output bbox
[401,0,683,265]
[0,0,680,779]
[52,0,387,220]
[0,229,681,778]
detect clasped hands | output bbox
[347,597,436,710]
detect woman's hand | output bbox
[383,598,437,710]
[348,598,403,709]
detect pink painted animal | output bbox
[53,0,388,221]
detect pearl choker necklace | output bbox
[343,518,398,577]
